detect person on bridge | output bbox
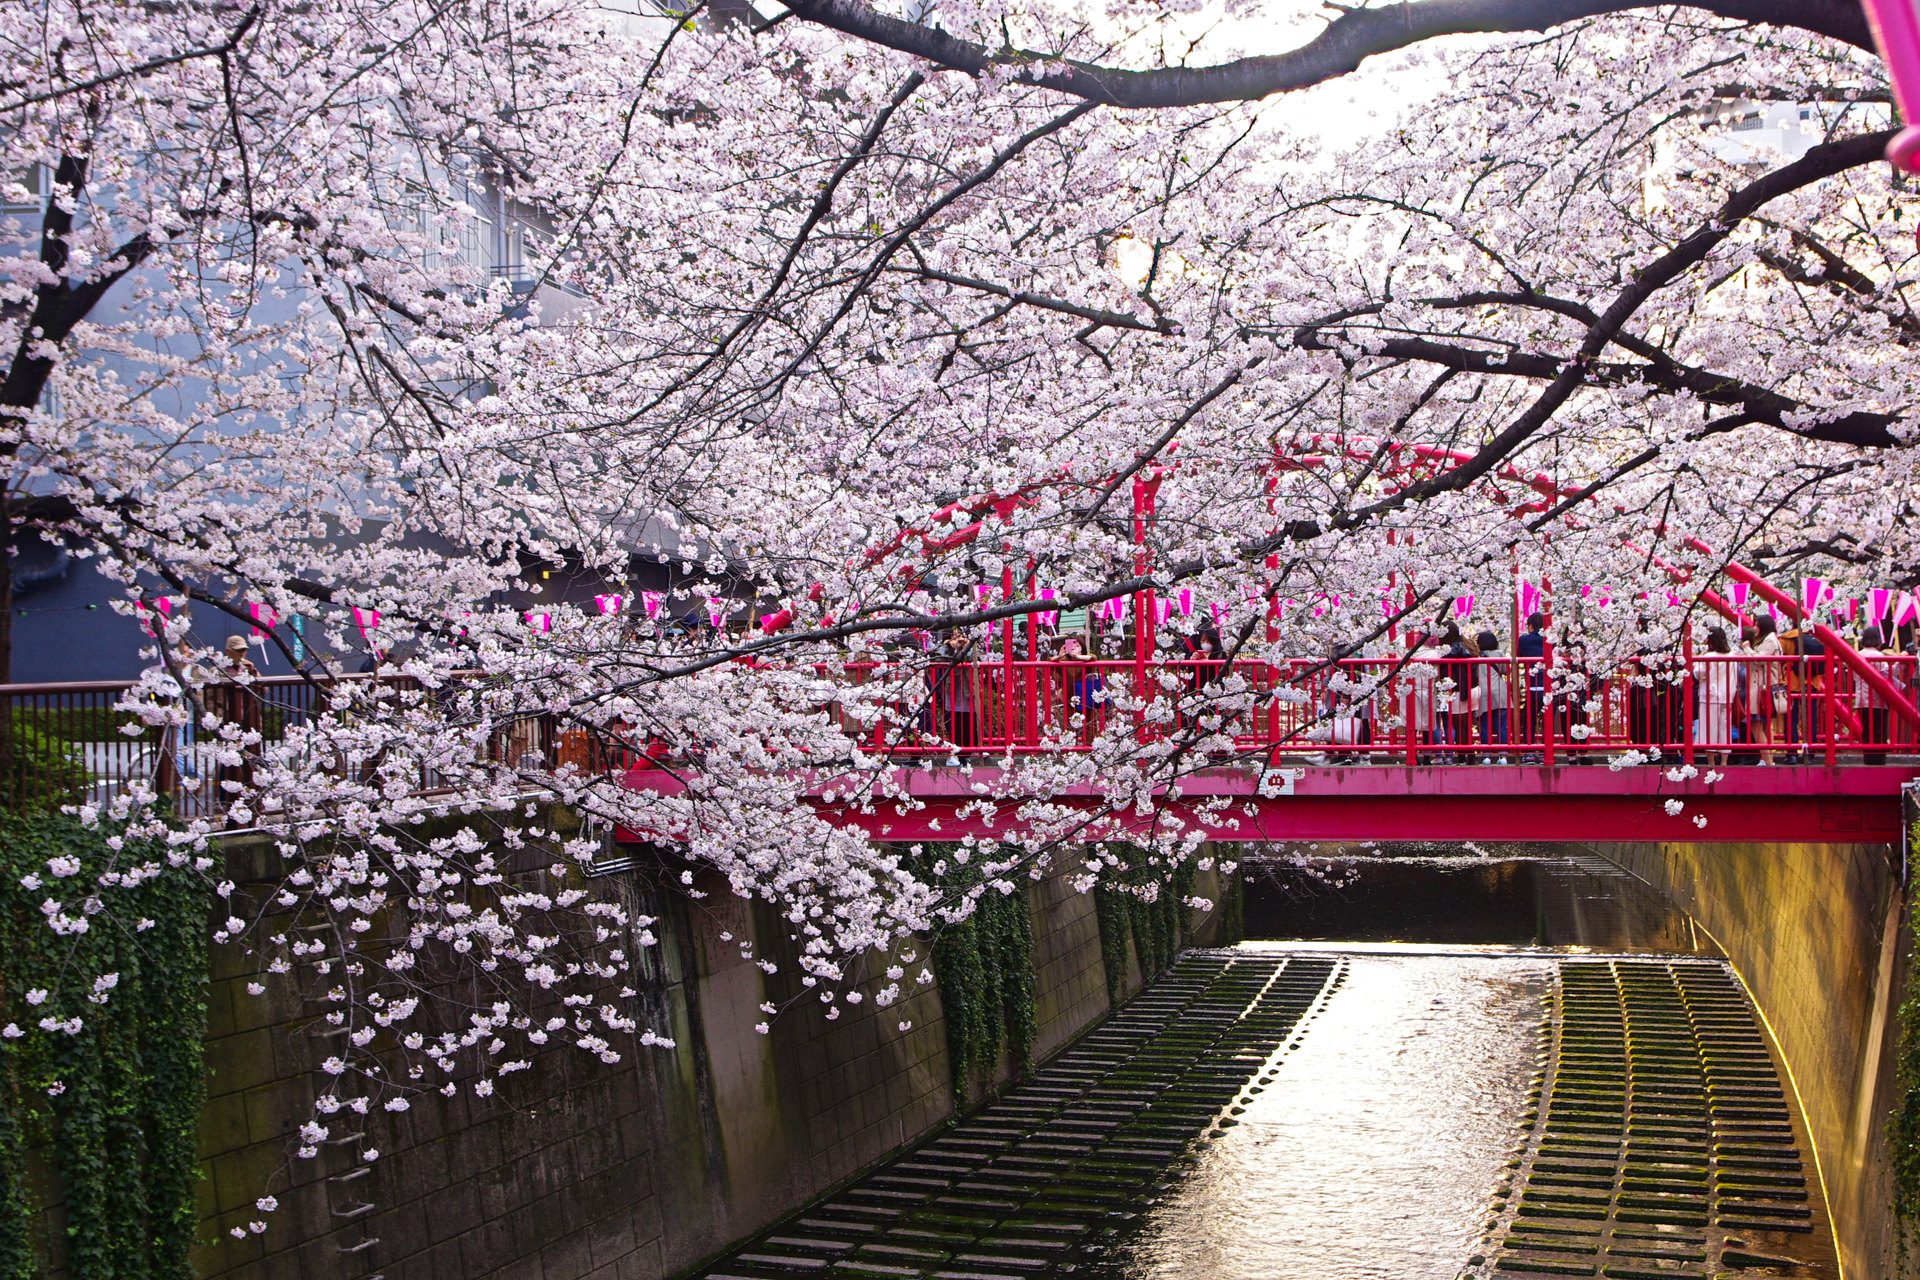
[1692,626,1739,766]
[1408,630,1444,763]
[1743,614,1784,764]
[930,632,979,761]
[1441,624,1474,755]
[1473,629,1510,763]
[1856,623,1891,766]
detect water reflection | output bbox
[1243,856,1716,954]
[1112,954,1552,1280]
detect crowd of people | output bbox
[904,603,1919,765]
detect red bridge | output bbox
[616,648,1920,846]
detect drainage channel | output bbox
[1467,958,1838,1279]
[698,953,1344,1280]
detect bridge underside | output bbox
[620,764,1914,845]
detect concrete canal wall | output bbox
[185,848,1225,1280]
[1588,838,1910,1280]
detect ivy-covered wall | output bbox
[927,844,1229,1113]
[0,813,208,1280]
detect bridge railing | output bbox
[838,652,1920,765]
[1,651,1912,815]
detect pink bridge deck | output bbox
[619,763,1917,845]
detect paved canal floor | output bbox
[697,949,1836,1280]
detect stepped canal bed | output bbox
[696,949,1836,1280]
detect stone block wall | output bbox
[167,849,1222,1280]
[1588,839,1909,1279]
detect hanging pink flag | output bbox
[594,594,624,616]
[706,598,727,628]
[1871,588,1894,626]
[136,598,173,637]
[1800,578,1829,613]
[640,591,664,619]
[1177,589,1194,617]
[525,610,552,633]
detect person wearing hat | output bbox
[207,635,263,795]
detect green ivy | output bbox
[0,812,207,1280]
[1092,847,1198,1007]
[923,849,1036,1111]
[1,713,96,814]
[1093,883,1133,1008]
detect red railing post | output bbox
[1405,673,1418,766]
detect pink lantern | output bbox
[1871,588,1895,626]
[1897,592,1920,627]
[641,591,664,619]
[705,598,727,628]
[249,601,278,638]
[352,606,380,640]
[1800,577,1830,613]
[1729,582,1750,610]
[1453,594,1475,619]
[1862,0,1920,171]
[594,593,624,616]
[525,610,552,633]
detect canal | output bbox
[697,853,1838,1280]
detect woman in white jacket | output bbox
[1692,626,1739,764]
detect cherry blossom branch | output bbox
[0,5,261,110]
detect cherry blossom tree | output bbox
[0,0,1913,1232]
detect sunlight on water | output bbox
[1117,954,1552,1280]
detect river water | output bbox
[1113,950,1553,1280]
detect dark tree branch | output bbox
[774,0,1869,110]
[894,261,1178,333]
